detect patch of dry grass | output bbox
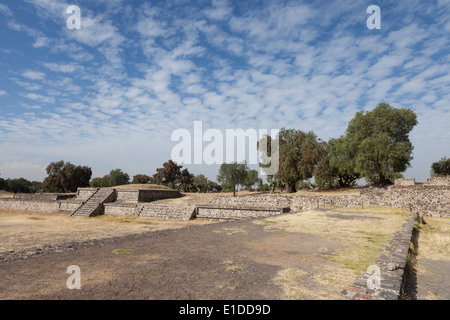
[0,191,13,198]
[258,206,411,299]
[418,217,450,261]
[273,265,356,300]
[0,209,213,252]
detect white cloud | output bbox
[22,70,46,81]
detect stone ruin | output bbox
[0,178,448,220]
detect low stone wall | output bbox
[76,188,97,201]
[424,176,450,186]
[361,186,449,218]
[342,217,416,300]
[115,190,139,203]
[104,203,195,221]
[210,195,292,208]
[104,203,138,216]
[0,199,61,212]
[13,194,58,201]
[196,205,289,220]
[79,188,182,203]
[139,204,195,221]
[1,185,448,220]
[291,195,362,211]
[138,189,182,202]
[59,200,83,213]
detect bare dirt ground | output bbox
[0,205,412,300]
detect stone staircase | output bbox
[70,189,116,217]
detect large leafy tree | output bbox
[217,161,248,196]
[328,137,360,187]
[179,168,195,192]
[345,103,418,186]
[106,169,130,186]
[272,128,321,193]
[153,160,183,188]
[243,169,260,191]
[131,174,152,184]
[43,160,92,192]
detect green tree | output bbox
[179,168,195,192]
[313,140,337,189]
[270,128,321,193]
[431,156,450,176]
[4,178,33,193]
[0,174,5,190]
[131,174,152,184]
[194,174,209,192]
[104,169,130,187]
[243,169,260,191]
[43,161,92,192]
[90,177,104,188]
[217,161,248,196]
[153,160,182,188]
[345,103,418,186]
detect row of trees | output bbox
[0,175,43,193]
[258,103,420,192]
[1,103,448,195]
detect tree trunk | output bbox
[285,181,296,193]
[233,185,236,197]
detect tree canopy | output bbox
[43,160,92,193]
[217,161,248,196]
[431,156,450,176]
[345,103,417,185]
[270,128,321,193]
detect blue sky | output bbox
[0,0,449,183]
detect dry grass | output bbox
[0,209,213,253]
[0,190,13,198]
[417,217,450,261]
[294,188,362,197]
[257,206,411,299]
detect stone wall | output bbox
[196,205,289,220]
[210,195,292,208]
[76,188,97,201]
[342,217,416,300]
[361,186,449,218]
[0,198,82,213]
[1,185,448,220]
[115,190,139,203]
[138,189,182,202]
[85,188,182,203]
[139,204,195,220]
[291,195,362,211]
[104,203,195,221]
[394,178,415,186]
[424,176,450,186]
[58,200,82,213]
[104,203,138,216]
[0,199,60,212]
